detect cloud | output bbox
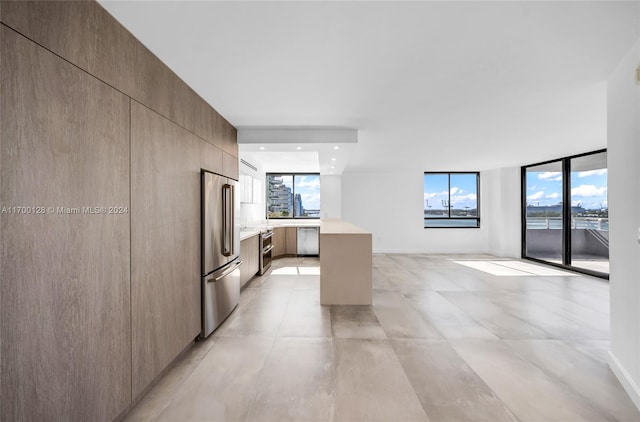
[577,169,607,178]
[424,192,438,199]
[296,177,320,189]
[571,184,607,197]
[450,187,460,195]
[545,192,561,199]
[538,172,562,181]
[527,191,544,200]
[300,193,320,208]
[527,185,538,191]
[451,193,476,201]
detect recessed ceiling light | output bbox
[331,158,336,161]
[259,146,265,150]
[330,166,334,169]
[296,146,302,150]
[334,146,339,150]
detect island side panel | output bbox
[320,232,373,305]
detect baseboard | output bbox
[372,249,488,255]
[488,249,520,259]
[608,351,640,411]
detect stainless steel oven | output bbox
[259,229,273,275]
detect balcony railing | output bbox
[526,217,609,231]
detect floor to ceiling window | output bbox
[522,149,608,278]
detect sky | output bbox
[526,168,607,209]
[424,173,478,211]
[273,175,321,211]
[295,175,321,210]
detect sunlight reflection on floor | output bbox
[453,260,578,276]
[271,266,321,276]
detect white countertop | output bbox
[239,220,320,241]
[320,220,370,235]
[239,230,261,241]
[268,220,320,228]
[242,219,368,236]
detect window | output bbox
[267,173,320,219]
[522,149,608,278]
[424,172,479,228]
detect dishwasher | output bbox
[297,227,319,256]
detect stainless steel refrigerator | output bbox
[201,170,241,338]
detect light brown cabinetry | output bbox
[223,151,239,180]
[0,1,238,419]
[286,227,298,255]
[1,0,239,169]
[130,101,201,399]
[273,227,287,258]
[240,235,260,287]
[1,26,131,422]
[320,221,373,305]
[272,227,301,258]
[200,140,223,174]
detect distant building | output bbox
[294,193,305,216]
[268,176,293,215]
[526,204,586,214]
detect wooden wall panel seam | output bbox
[0,21,133,102]
[0,21,235,162]
[129,97,134,403]
[129,98,228,169]
[2,24,131,421]
[0,4,238,157]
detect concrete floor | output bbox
[123,254,637,422]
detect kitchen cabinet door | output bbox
[239,174,253,203]
[240,235,260,287]
[250,236,260,278]
[223,151,239,180]
[130,101,201,399]
[240,238,250,286]
[200,140,223,175]
[1,27,131,422]
[273,227,287,258]
[286,227,298,256]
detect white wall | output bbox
[321,175,342,219]
[342,171,491,254]
[607,37,640,409]
[485,167,522,258]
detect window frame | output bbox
[521,148,608,280]
[266,172,321,219]
[423,171,480,229]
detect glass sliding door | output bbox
[523,161,564,263]
[569,151,608,274]
[522,149,608,278]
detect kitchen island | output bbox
[319,220,373,305]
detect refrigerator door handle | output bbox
[230,184,235,255]
[211,260,243,282]
[222,184,232,256]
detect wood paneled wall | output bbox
[0,1,238,420]
[130,101,202,398]
[1,26,131,421]
[0,0,238,161]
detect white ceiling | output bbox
[240,142,357,174]
[238,127,357,174]
[99,1,640,173]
